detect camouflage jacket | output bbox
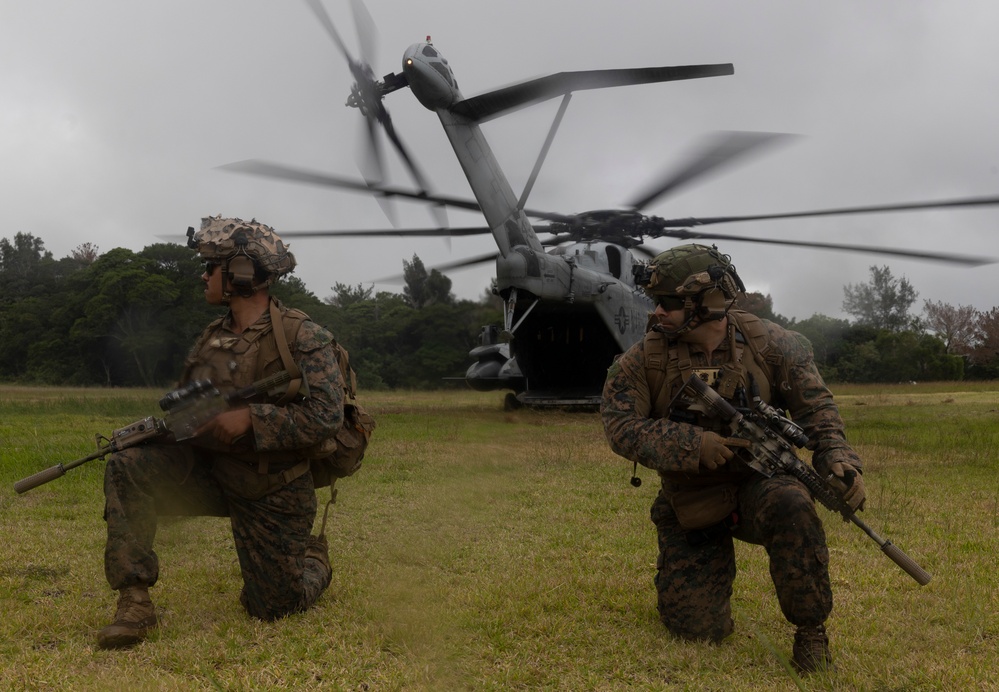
[181,299,345,468]
[601,314,861,488]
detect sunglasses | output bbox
[654,295,685,311]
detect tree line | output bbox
[1,232,997,388]
[0,232,499,389]
[742,265,999,382]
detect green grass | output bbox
[1,383,997,690]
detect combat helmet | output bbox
[634,243,745,334]
[187,216,296,302]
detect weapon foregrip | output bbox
[14,464,67,494]
[785,458,847,515]
[881,540,933,585]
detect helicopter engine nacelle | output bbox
[464,338,524,392]
[403,42,461,111]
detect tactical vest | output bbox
[644,310,789,426]
[181,298,315,492]
[183,299,307,397]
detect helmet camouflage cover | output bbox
[639,243,745,310]
[189,215,296,279]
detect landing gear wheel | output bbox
[503,392,522,411]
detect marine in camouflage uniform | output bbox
[98,216,344,650]
[601,244,865,673]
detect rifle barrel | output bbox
[849,514,932,585]
[13,463,67,494]
[13,447,107,494]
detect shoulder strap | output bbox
[644,330,669,411]
[730,310,795,397]
[730,310,779,370]
[268,298,303,405]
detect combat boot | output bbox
[792,624,834,674]
[96,586,157,650]
[304,534,332,589]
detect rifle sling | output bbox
[257,300,304,476]
[269,299,303,406]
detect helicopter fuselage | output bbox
[403,41,651,405]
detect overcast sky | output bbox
[3,1,999,321]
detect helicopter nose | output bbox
[403,43,459,111]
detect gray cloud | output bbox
[3,0,998,321]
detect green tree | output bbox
[0,238,501,390]
[0,232,56,299]
[736,292,790,326]
[792,313,851,374]
[403,255,454,308]
[842,265,918,331]
[829,326,962,383]
[324,292,412,389]
[64,246,221,386]
[834,340,882,383]
[0,233,93,382]
[270,275,324,310]
[327,282,374,307]
[873,331,963,382]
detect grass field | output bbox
[1,383,997,690]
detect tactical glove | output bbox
[698,431,736,472]
[826,461,866,512]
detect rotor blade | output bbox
[540,233,573,245]
[281,225,565,240]
[357,112,385,183]
[354,115,399,224]
[658,195,999,228]
[631,245,660,260]
[279,226,493,238]
[303,0,354,64]
[218,160,484,212]
[219,159,567,222]
[377,105,440,204]
[648,228,995,266]
[361,94,448,227]
[374,251,501,282]
[350,0,377,71]
[625,131,794,210]
[449,64,734,123]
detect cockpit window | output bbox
[431,62,453,87]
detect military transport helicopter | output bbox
[221,0,999,409]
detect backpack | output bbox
[266,301,375,487]
[310,338,377,488]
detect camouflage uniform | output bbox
[602,311,861,641]
[103,300,344,620]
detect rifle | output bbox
[13,370,299,495]
[673,374,932,586]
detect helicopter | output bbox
[221,0,999,410]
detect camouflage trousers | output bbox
[651,473,832,642]
[103,443,328,621]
